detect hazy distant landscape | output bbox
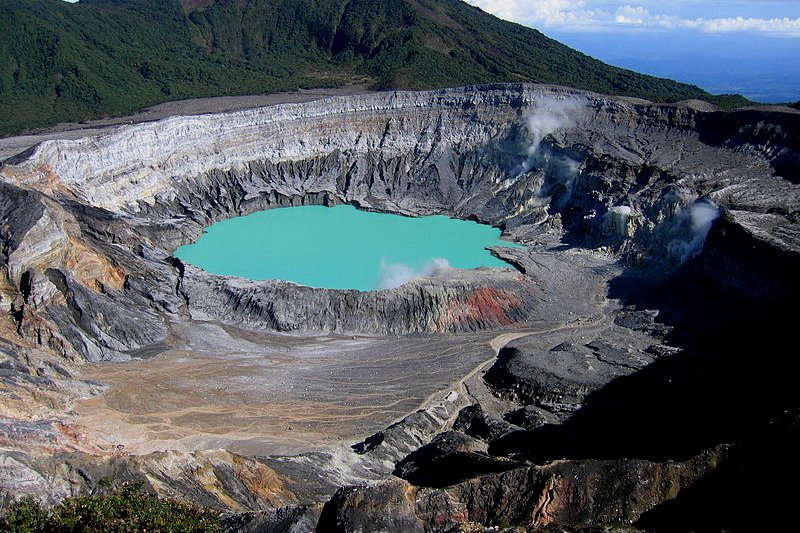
[467,0,800,104]
[552,30,800,103]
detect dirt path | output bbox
[412,315,608,420]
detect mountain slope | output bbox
[0,0,748,135]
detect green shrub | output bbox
[0,498,48,533]
[0,482,222,532]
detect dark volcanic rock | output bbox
[452,404,518,443]
[320,447,729,532]
[485,333,658,416]
[222,505,322,533]
[612,307,669,337]
[503,405,558,430]
[40,268,166,362]
[318,481,425,533]
[699,209,800,309]
[393,431,522,488]
[349,396,463,468]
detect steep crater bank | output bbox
[4,84,798,351]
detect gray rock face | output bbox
[0,83,798,531]
[1,83,798,349]
[485,326,661,416]
[180,264,537,335]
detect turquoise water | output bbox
[175,205,522,291]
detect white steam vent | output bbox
[669,199,721,262]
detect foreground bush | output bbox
[0,481,222,532]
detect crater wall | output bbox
[1,83,799,531]
[2,84,799,356]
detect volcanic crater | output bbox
[1,83,799,531]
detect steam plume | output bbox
[525,97,583,158]
[509,96,584,202]
[668,199,720,262]
[376,258,451,290]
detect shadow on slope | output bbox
[486,253,799,530]
[494,259,792,450]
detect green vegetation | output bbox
[0,481,222,532]
[0,0,750,135]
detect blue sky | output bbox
[466,1,800,102]
[465,1,800,34]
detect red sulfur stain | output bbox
[455,287,521,327]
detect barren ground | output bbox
[71,315,504,456]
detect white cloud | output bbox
[466,0,800,35]
[469,0,608,29]
[615,5,800,33]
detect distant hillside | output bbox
[0,0,750,135]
